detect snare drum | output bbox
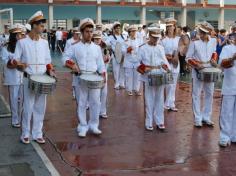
[197,67,222,82]
[28,74,56,94]
[148,72,173,86]
[80,73,105,89]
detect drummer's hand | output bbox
[71,64,80,74]
[127,46,133,54]
[16,63,28,72]
[196,64,204,70]
[210,59,218,67]
[49,70,57,78]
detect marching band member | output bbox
[0,25,10,56]
[64,27,81,52]
[64,27,81,99]
[122,23,129,40]
[93,30,111,118]
[218,32,236,147]
[186,21,217,128]
[137,25,171,131]
[123,25,142,96]
[161,18,180,112]
[63,18,106,137]
[14,11,56,144]
[1,24,24,128]
[106,21,126,90]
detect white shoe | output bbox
[100,114,108,119]
[145,126,154,131]
[194,121,202,128]
[164,106,170,110]
[78,130,87,138]
[90,128,102,135]
[219,141,231,147]
[202,120,214,127]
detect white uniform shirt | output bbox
[123,38,141,69]
[136,30,146,45]
[64,38,77,52]
[106,34,125,52]
[186,37,217,78]
[161,36,180,74]
[138,44,171,83]
[63,41,106,74]
[55,31,63,41]
[1,47,23,85]
[219,44,236,95]
[14,36,51,75]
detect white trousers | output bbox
[21,78,47,139]
[165,73,179,108]
[125,68,140,92]
[100,74,108,115]
[219,95,236,143]
[8,85,23,125]
[77,83,101,132]
[192,76,214,123]
[112,56,125,88]
[144,83,165,127]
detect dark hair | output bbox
[215,29,219,34]
[177,26,182,30]
[142,25,147,29]
[7,33,17,53]
[220,29,226,34]
[182,26,188,33]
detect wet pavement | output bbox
[35,70,236,176]
[0,53,234,176]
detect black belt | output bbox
[23,72,29,78]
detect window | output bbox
[53,19,67,29]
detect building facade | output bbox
[0,0,235,31]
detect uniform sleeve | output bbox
[96,47,106,73]
[62,45,74,66]
[13,40,23,62]
[45,41,52,65]
[160,47,171,70]
[185,41,195,61]
[219,46,229,65]
[1,47,10,64]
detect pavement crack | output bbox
[44,133,83,176]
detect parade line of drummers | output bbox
[0,10,236,148]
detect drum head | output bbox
[80,74,104,81]
[30,75,56,84]
[200,67,222,73]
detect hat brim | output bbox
[166,23,174,27]
[113,24,121,29]
[150,34,161,38]
[198,27,210,33]
[128,29,137,32]
[80,22,94,31]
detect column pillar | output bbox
[96,5,102,24]
[48,4,54,29]
[180,7,187,27]
[140,6,146,25]
[218,8,224,29]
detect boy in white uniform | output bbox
[218,32,236,147]
[138,25,171,131]
[14,11,56,144]
[1,24,24,128]
[123,25,142,96]
[186,21,217,128]
[63,18,106,138]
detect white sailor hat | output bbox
[72,27,80,34]
[25,24,31,31]
[165,18,177,27]
[9,23,24,33]
[113,21,121,29]
[93,30,102,39]
[96,23,103,28]
[28,11,46,25]
[148,23,161,38]
[197,21,214,33]
[128,25,138,32]
[79,18,95,31]
[230,22,236,29]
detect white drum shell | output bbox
[80,74,105,89]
